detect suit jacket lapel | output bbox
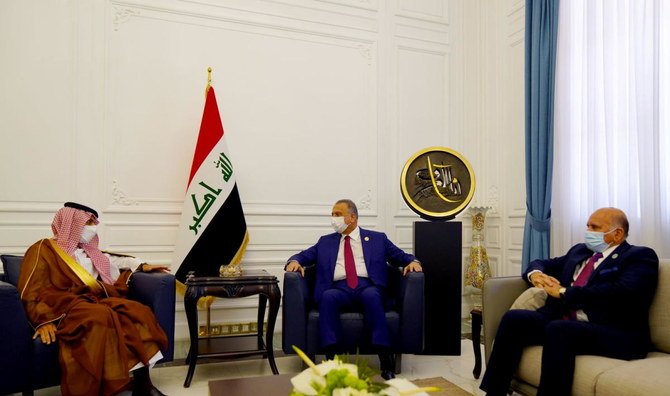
[590,241,630,281]
[326,233,341,276]
[360,228,370,268]
[566,248,593,284]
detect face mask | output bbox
[584,228,616,253]
[331,217,348,233]
[80,225,98,244]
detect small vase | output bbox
[464,206,492,309]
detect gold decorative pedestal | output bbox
[464,206,492,309]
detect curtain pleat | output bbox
[522,0,560,272]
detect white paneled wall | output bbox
[460,0,527,279]
[0,0,526,353]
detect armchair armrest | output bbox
[0,281,32,394]
[482,276,528,364]
[399,271,424,353]
[282,271,311,353]
[128,272,176,362]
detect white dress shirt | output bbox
[332,227,369,281]
[73,249,144,282]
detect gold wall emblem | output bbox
[400,147,475,220]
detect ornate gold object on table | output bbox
[400,147,475,221]
[219,230,249,278]
[219,264,242,277]
[464,206,492,309]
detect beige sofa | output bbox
[482,259,670,396]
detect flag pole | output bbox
[206,67,212,94]
[204,66,214,334]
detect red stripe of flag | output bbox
[188,87,224,186]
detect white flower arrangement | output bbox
[290,346,439,396]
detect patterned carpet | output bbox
[412,377,473,396]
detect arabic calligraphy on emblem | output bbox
[400,147,475,221]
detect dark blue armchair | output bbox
[0,254,175,395]
[282,266,424,372]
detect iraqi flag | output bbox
[173,86,248,283]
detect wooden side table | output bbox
[471,308,483,379]
[183,270,281,387]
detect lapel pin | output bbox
[364,236,370,241]
[612,253,618,259]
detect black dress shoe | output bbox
[132,385,167,396]
[377,352,396,375]
[323,344,338,361]
[381,370,395,380]
[149,386,166,396]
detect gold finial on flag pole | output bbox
[205,67,212,95]
[207,67,212,86]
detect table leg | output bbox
[266,284,281,375]
[258,294,267,352]
[183,290,200,387]
[471,309,483,379]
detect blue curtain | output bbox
[522,0,560,272]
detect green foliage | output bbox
[352,355,379,382]
[321,368,367,394]
[291,353,391,395]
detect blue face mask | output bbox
[584,229,616,253]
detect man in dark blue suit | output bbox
[480,207,659,396]
[285,199,422,379]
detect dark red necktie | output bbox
[565,252,603,320]
[574,252,603,287]
[344,235,358,288]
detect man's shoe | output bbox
[378,352,396,375]
[149,386,167,396]
[132,385,167,396]
[323,344,338,361]
[381,370,395,380]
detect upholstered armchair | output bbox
[0,254,175,395]
[282,266,424,372]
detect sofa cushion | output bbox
[649,260,670,353]
[515,346,631,396]
[595,355,670,396]
[516,346,542,387]
[510,287,547,311]
[571,356,631,396]
[0,255,23,287]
